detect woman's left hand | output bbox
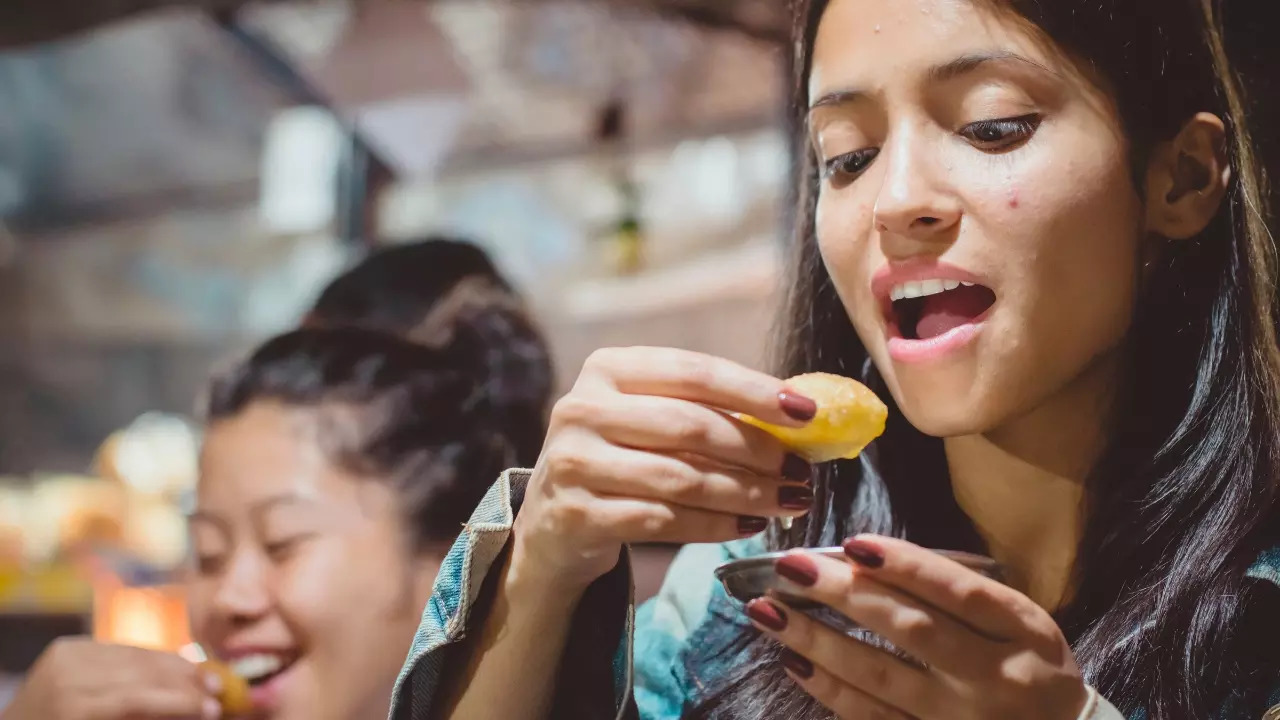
[744,535,1089,720]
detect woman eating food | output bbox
[183,324,530,720]
[393,1,1280,719]
[2,313,553,720]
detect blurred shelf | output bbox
[561,241,779,323]
[0,565,93,615]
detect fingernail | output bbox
[842,537,886,569]
[745,598,788,631]
[781,453,812,483]
[775,552,820,587]
[778,485,814,511]
[203,697,223,720]
[779,648,814,679]
[203,670,223,695]
[738,516,769,536]
[779,391,818,422]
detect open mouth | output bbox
[889,279,997,340]
[231,652,299,688]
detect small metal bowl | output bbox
[716,547,1003,663]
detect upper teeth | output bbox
[890,279,973,301]
[230,654,285,681]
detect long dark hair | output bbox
[203,325,537,549]
[691,1,1280,717]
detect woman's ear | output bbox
[1144,112,1231,240]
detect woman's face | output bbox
[811,0,1145,437]
[188,402,440,720]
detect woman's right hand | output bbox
[2,638,222,720]
[511,347,818,592]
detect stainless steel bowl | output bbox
[715,547,1004,663]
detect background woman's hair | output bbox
[690,1,1280,718]
[203,325,520,549]
[309,237,512,332]
[307,236,554,467]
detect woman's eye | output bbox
[823,148,880,184]
[959,114,1041,150]
[263,534,312,561]
[194,554,225,575]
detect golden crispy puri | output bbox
[740,373,887,463]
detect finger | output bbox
[579,347,816,426]
[575,444,813,519]
[561,392,807,479]
[125,650,222,718]
[127,645,208,684]
[774,647,917,720]
[745,597,940,718]
[771,550,999,676]
[112,688,221,719]
[580,492,773,544]
[840,536,1051,642]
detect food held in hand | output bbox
[740,373,888,463]
[201,660,253,715]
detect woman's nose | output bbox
[872,133,961,244]
[211,550,272,625]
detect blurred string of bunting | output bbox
[0,0,791,50]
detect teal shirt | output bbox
[388,470,1280,720]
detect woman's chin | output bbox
[901,410,990,439]
[893,390,999,439]
[881,371,1001,438]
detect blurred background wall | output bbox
[0,1,793,475]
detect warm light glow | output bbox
[94,582,191,651]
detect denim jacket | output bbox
[389,470,1280,720]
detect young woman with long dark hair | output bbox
[386,1,1280,719]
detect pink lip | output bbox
[886,311,990,363]
[248,662,296,714]
[872,259,994,364]
[210,644,300,717]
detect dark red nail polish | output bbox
[778,485,814,511]
[779,648,814,679]
[842,538,886,569]
[738,516,769,535]
[779,392,818,422]
[745,598,788,631]
[775,552,820,587]
[781,453,813,483]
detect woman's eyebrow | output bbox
[810,50,1061,111]
[928,50,1062,83]
[249,494,318,525]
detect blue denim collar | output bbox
[1247,546,1280,587]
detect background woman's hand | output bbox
[745,536,1088,720]
[512,347,819,591]
[2,637,222,720]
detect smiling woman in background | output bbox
[185,324,521,720]
[0,239,556,720]
[182,240,556,720]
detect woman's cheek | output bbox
[815,191,874,282]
